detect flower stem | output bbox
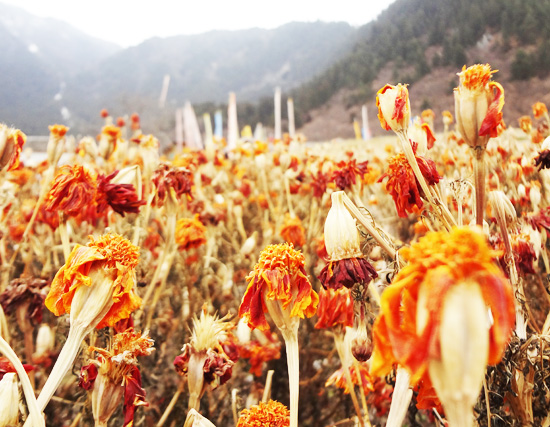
[473,147,486,226]
[386,366,413,427]
[36,325,87,411]
[0,336,45,426]
[334,333,365,427]
[156,380,184,427]
[282,331,300,427]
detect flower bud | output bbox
[324,191,361,261]
[376,84,411,133]
[0,124,26,172]
[428,281,489,427]
[0,372,20,426]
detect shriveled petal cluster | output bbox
[96,171,145,216]
[45,165,97,216]
[45,233,141,329]
[371,227,515,383]
[319,258,378,290]
[331,159,370,190]
[325,362,374,395]
[239,243,319,331]
[314,288,354,329]
[378,145,440,217]
[237,399,290,427]
[152,163,194,206]
[533,102,548,119]
[175,214,207,251]
[279,214,306,247]
[0,277,48,325]
[238,331,281,376]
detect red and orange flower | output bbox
[237,399,290,427]
[45,165,97,217]
[279,214,306,247]
[175,214,207,251]
[0,124,26,172]
[239,243,318,332]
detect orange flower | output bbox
[45,233,141,329]
[533,102,548,119]
[325,361,374,395]
[45,165,97,217]
[442,110,453,126]
[239,243,318,332]
[237,400,290,427]
[0,124,26,172]
[175,214,207,250]
[378,144,440,217]
[371,227,515,382]
[238,330,281,376]
[331,159,370,190]
[518,116,532,134]
[279,214,306,247]
[314,288,354,330]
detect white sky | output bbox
[2,0,396,47]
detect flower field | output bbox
[1,64,550,426]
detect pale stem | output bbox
[483,377,491,427]
[386,366,413,427]
[281,330,300,427]
[0,336,45,427]
[133,190,156,247]
[262,370,275,403]
[36,325,87,411]
[232,389,239,425]
[284,174,295,217]
[353,359,371,426]
[473,147,486,227]
[58,213,71,262]
[333,333,365,427]
[145,250,176,330]
[259,168,276,219]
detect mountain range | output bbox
[1,0,550,143]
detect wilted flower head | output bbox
[454,64,505,149]
[331,159,369,191]
[45,233,141,330]
[378,143,440,217]
[376,84,411,133]
[279,214,306,247]
[319,191,378,290]
[96,170,145,216]
[239,243,318,332]
[45,165,97,217]
[47,124,68,166]
[0,276,48,325]
[82,329,154,427]
[152,163,194,207]
[176,214,207,251]
[174,310,236,410]
[314,287,354,330]
[237,399,290,427]
[98,125,121,160]
[0,124,26,172]
[442,110,453,126]
[519,116,532,134]
[533,102,548,119]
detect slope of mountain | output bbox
[61,21,356,135]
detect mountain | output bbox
[0,2,121,134]
[62,22,356,135]
[291,0,550,140]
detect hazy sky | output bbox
[2,0,396,47]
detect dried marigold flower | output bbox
[0,124,26,172]
[314,287,354,330]
[237,399,290,427]
[518,116,532,134]
[239,243,318,332]
[175,214,207,251]
[174,310,236,410]
[533,102,548,119]
[238,330,281,376]
[83,329,154,427]
[0,277,48,326]
[331,159,369,191]
[319,191,378,290]
[98,125,121,159]
[377,84,411,133]
[45,165,97,217]
[534,149,550,170]
[45,233,141,330]
[96,170,145,216]
[152,163,194,207]
[442,110,453,126]
[325,361,374,395]
[378,143,440,217]
[454,64,504,149]
[371,227,515,427]
[279,214,306,247]
[47,124,68,166]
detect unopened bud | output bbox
[0,373,20,426]
[324,191,362,261]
